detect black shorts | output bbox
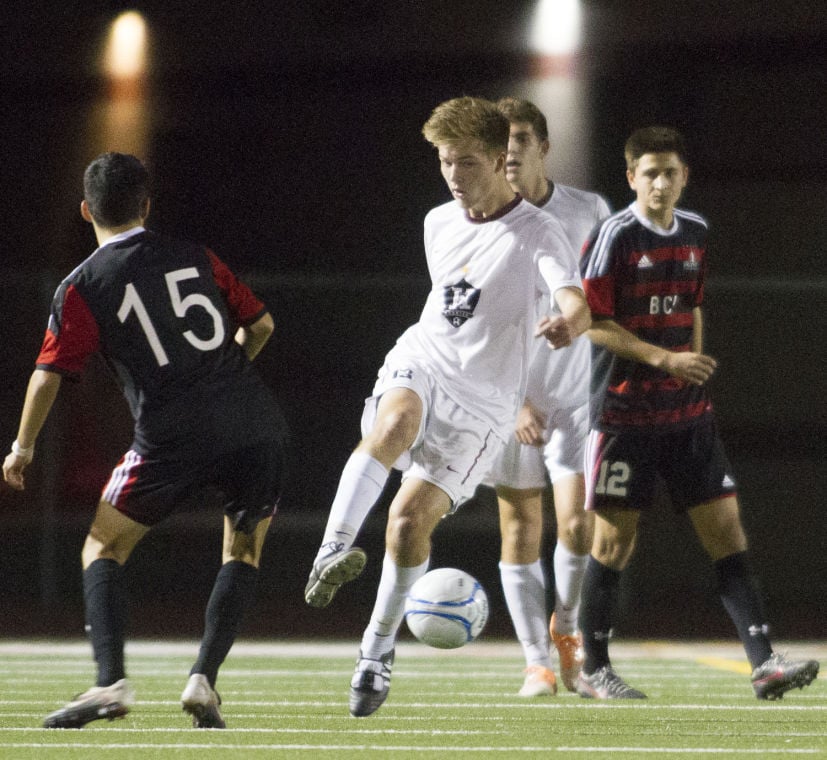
[584,416,737,513]
[101,438,285,532]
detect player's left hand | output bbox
[535,315,574,349]
[3,452,28,490]
[514,402,547,447]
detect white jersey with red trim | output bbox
[523,184,611,411]
[386,195,582,438]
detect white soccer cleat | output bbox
[43,678,135,729]
[304,545,367,608]
[181,673,226,728]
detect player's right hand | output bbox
[535,315,574,349]
[3,452,28,490]
[663,351,718,385]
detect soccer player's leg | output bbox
[44,499,148,728]
[576,429,647,699]
[350,391,501,716]
[676,421,813,698]
[497,483,557,697]
[185,439,282,728]
[577,507,643,699]
[544,403,593,688]
[689,495,819,699]
[351,478,448,717]
[549,478,590,692]
[546,417,592,690]
[306,385,423,608]
[183,516,271,728]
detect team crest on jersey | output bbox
[684,249,700,271]
[442,278,480,327]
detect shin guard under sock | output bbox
[83,558,128,687]
[714,552,772,669]
[578,556,621,674]
[191,561,258,688]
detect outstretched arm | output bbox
[587,309,717,386]
[3,369,63,490]
[235,311,274,361]
[535,286,592,349]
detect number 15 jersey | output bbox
[35,228,284,458]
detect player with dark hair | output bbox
[484,97,610,697]
[577,126,819,699]
[304,96,592,717]
[3,152,288,728]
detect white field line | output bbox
[0,743,822,754]
[0,726,825,738]
[1,698,824,711]
[0,639,823,661]
[0,668,747,680]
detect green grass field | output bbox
[0,639,823,759]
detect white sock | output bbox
[499,560,552,669]
[552,542,589,635]
[315,451,388,563]
[360,552,429,659]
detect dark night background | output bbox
[0,1,824,642]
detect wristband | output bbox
[11,440,34,462]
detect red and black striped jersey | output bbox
[580,204,713,432]
[36,228,284,456]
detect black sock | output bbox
[579,556,621,675]
[714,552,772,669]
[83,559,128,687]
[191,561,258,688]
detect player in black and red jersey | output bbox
[576,127,818,700]
[2,153,288,728]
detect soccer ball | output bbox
[404,568,489,649]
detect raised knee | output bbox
[374,408,419,447]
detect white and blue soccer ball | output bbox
[404,568,489,649]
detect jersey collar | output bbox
[94,226,147,253]
[629,202,679,236]
[465,194,522,224]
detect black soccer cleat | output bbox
[576,665,647,699]
[751,653,819,700]
[349,649,394,717]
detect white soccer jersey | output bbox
[523,184,611,411]
[387,195,582,438]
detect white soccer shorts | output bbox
[361,354,503,506]
[485,401,588,490]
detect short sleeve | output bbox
[207,250,267,326]
[35,282,100,378]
